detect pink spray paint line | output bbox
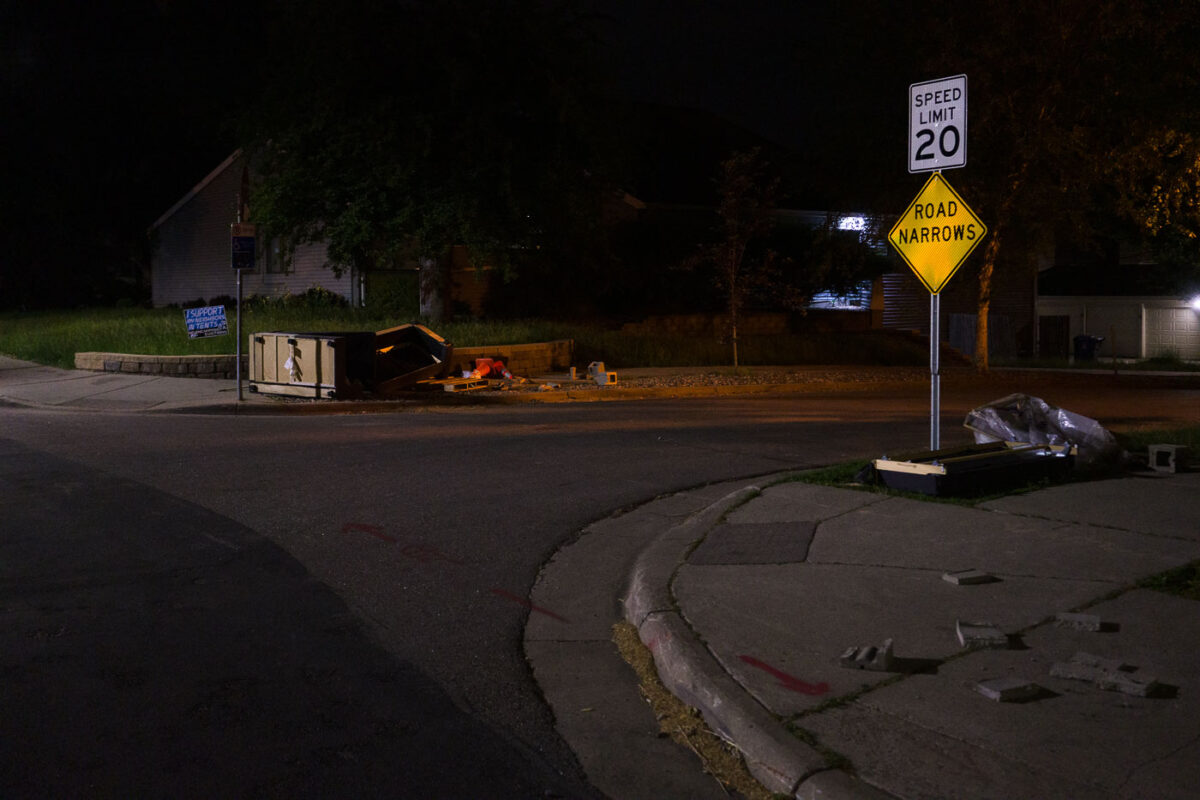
[341,525,461,563]
[341,522,397,543]
[341,524,568,623]
[489,588,570,623]
[738,655,830,696]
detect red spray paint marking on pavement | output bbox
[341,522,397,543]
[738,655,830,696]
[399,543,465,564]
[489,588,570,623]
[340,523,568,623]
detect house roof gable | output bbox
[151,149,243,230]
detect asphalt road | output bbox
[2,379,1196,797]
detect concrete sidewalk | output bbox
[532,470,1200,799]
[0,355,247,413]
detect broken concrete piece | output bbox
[1068,652,1130,672]
[1148,443,1189,474]
[1050,652,1159,697]
[1055,612,1103,632]
[1049,661,1108,683]
[943,569,999,586]
[838,639,894,672]
[1095,670,1160,698]
[976,677,1041,702]
[956,620,1009,649]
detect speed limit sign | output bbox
[908,74,966,173]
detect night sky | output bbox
[0,0,920,306]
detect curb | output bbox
[621,485,895,799]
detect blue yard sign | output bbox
[184,305,229,339]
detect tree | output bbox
[898,1,1200,369]
[691,149,781,367]
[243,0,615,322]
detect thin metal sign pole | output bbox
[236,268,243,402]
[930,292,940,451]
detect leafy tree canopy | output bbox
[243,0,616,316]
[885,0,1200,366]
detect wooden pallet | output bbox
[417,377,490,392]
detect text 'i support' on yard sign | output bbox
[888,172,987,295]
[184,305,229,339]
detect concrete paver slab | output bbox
[802,589,1200,800]
[982,473,1200,542]
[810,496,1200,582]
[687,521,817,564]
[673,562,1118,715]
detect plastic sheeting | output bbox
[964,393,1125,468]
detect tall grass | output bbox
[0,307,931,370]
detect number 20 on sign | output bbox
[909,74,966,173]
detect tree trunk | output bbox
[731,319,739,368]
[418,256,446,323]
[975,164,1029,372]
[974,230,1000,372]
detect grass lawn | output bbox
[0,306,933,370]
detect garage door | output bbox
[1145,307,1200,359]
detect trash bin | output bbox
[1073,334,1104,361]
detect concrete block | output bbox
[1148,444,1189,473]
[839,638,895,672]
[956,620,1008,649]
[1055,612,1103,632]
[1050,652,1158,696]
[976,676,1041,702]
[103,359,122,372]
[1095,670,1160,697]
[1068,652,1131,672]
[943,569,999,585]
[1049,660,1107,683]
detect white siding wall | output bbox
[1037,296,1200,360]
[151,154,355,307]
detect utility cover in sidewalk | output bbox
[888,172,987,294]
[687,522,816,565]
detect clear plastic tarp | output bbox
[964,393,1125,468]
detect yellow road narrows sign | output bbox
[888,172,986,294]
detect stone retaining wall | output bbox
[75,352,246,379]
[75,339,575,381]
[450,340,574,377]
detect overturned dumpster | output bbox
[374,324,454,394]
[248,323,453,399]
[248,331,377,399]
[872,441,1075,497]
[870,394,1121,497]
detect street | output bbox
[2,378,1196,797]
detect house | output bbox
[150,151,361,308]
[1035,243,1200,360]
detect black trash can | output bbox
[1073,334,1105,361]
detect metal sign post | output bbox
[231,222,257,403]
[236,269,243,401]
[930,293,940,450]
[888,170,986,453]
